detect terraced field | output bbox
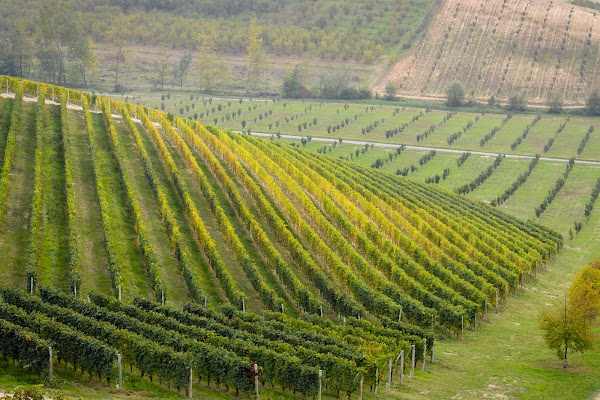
[375,0,600,103]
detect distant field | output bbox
[119,92,600,162]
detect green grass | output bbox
[155,125,263,312]
[0,98,12,164]
[67,108,112,295]
[90,113,150,300]
[0,102,37,288]
[500,161,568,221]
[134,122,225,305]
[122,95,600,165]
[467,157,532,204]
[380,209,600,400]
[537,163,600,237]
[112,117,191,307]
[38,105,70,291]
[181,131,299,315]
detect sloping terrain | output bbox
[377,0,600,104]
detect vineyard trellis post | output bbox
[117,353,122,389]
[318,369,322,400]
[398,308,402,322]
[387,358,392,388]
[422,339,427,371]
[188,368,193,398]
[118,285,122,301]
[243,299,246,313]
[254,362,259,400]
[280,303,284,313]
[485,300,488,320]
[410,345,415,378]
[374,367,378,394]
[359,375,363,400]
[474,314,477,332]
[399,350,404,384]
[29,276,33,295]
[496,291,499,312]
[204,296,207,307]
[461,316,464,341]
[430,341,435,363]
[161,290,165,306]
[48,346,53,384]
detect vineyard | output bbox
[375,0,600,103]
[0,77,566,398]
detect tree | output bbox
[384,82,397,100]
[282,65,308,98]
[174,52,193,91]
[547,92,564,114]
[446,81,465,107]
[108,15,130,91]
[122,48,137,90]
[246,16,266,94]
[540,260,600,368]
[8,19,33,78]
[569,260,600,323]
[507,94,527,111]
[69,36,97,87]
[37,0,76,84]
[539,296,594,368]
[586,90,600,116]
[154,49,170,90]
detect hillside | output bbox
[0,77,569,398]
[377,0,600,104]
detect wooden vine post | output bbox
[422,339,427,371]
[253,362,259,400]
[117,353,122,390]
[48,346,53,384]
[410,345,415,378]
[386,357,392,389]
[188,368,193,398]
[359,374,363,400]
[318,369,322,400]
[399,350,404,385]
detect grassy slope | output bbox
[155,125,263,312]
[0,98,11,164]
[112,117,191,307]
[37,104,70,290]
[386,211,600,400]
[67,108,112,295]
[0,101,36,288]
[90,113,150,300]
[180,129,298,314]
[135,122,225,304]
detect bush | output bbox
[585,90,600,116]
[446,81,465,107]
[507,94,527,112]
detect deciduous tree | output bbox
[539,296,594,368]
[446,81,465,107]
